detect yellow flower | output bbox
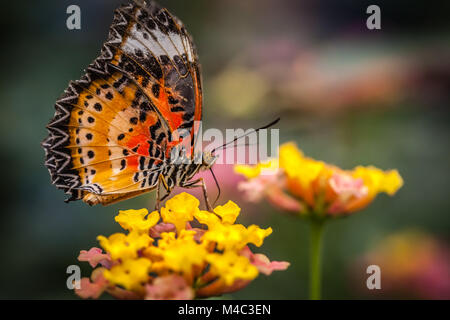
[97,231,153,260]
[276,143,326,207]
[194,210,221,229]
[202,223,247,250]
[76,193,288,300]
[103,258,151,291]
[207,251,258,286]
[146,230,207,276]
[213,200,241,224]
[343,166,403,212]
[234,159,278,179]
[247,225,273,247]
[352,166,403,196]
[382,170,404,195]
[194,200,241,228]
[280,142,325,185]
[160,192,200,234]
[202,223,272,250]
[115,209,160,233]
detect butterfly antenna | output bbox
[230,142,258,149]
[212,117,280,153]
[209,167,221,206]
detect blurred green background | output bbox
[0,0,448,299]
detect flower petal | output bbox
[103,258,152,291]
[214,200,241,224]
[241,246,290,275]
[78,247,111,268]
[145,275,194,300]
[149,222,176,238]
[161,192,200,234]
[75,270,108,299]
[115,209,160,233]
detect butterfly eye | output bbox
[202,152,217,168]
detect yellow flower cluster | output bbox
[91,193,276,297]
[235,142,403,216]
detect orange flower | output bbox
[235,142,403,217]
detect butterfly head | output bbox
[200,151,218,171]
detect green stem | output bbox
[309,219,325,300]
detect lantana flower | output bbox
[234,142,403,299]
[75,192,289,300]
[355,230,450,299]
[235,142,403,217]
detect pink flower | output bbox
[149,222,176,238]
[238,179,267,202]
[75,268,108,299]
[238,176,303,213]
[75,268,140,300]
[237,170,282,202]
[78,247,112,269]
[265,187,303,213]
[354,230,450,299]
[145,275,194,300]
[241,246,290,275]
[327,173,368,215]
[413,248,450,300]
[329,173,368,199]
[236,166,304,213]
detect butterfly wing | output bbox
[42,1,202,205]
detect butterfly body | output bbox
[43,1,214,206]
[82,156,212,206]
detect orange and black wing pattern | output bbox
[42,1,202,205]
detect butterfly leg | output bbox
[183,178,213,212]
[156,174,171,211]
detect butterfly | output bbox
[42,0,217,209]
